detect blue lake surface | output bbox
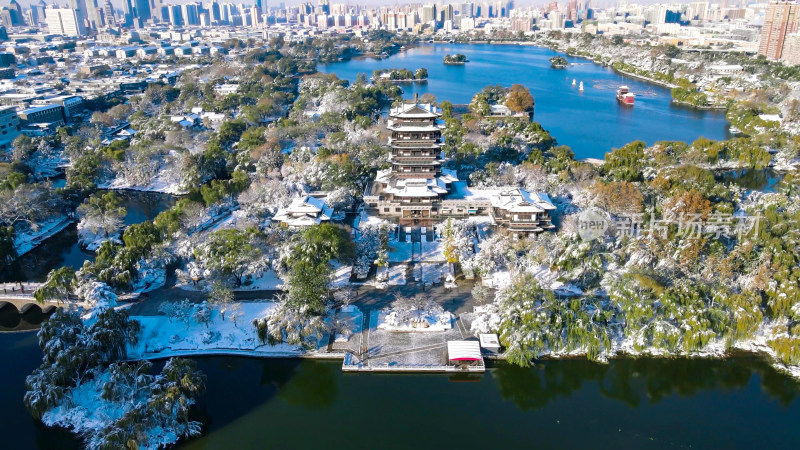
[319,43,731,159]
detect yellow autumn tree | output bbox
[505,84,535,113]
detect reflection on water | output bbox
[493,357,799,410]
[0,304,53,331]
[1,328,799,450]
[716,169,783,192]
[178,356,800,449]
[1,190,176,283]
[1,224,93,282]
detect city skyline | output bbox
[8,0,759,11]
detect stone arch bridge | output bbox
[0,283,62,315]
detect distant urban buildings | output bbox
[759,1,800,64]
[45,6,87,37]
[0,0,789,69]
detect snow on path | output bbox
[236,269,284,291]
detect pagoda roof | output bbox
[387,122,444,132]
[389,102,441,119]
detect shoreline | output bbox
[6,317,795,379]
[376,78,428,83]
[670,98,727,110]
[430,40,727,112]
[13,218,74,257]
[117,342,800,380]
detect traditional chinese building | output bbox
[488,188,556,234]
[364,95,458,224]
[363,97,556,233]
[273,196,333,229]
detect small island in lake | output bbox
[443,54,468,65]
[372,67,428,82]
[550,56,568,69]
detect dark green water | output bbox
[1,190,176,283]
[319,43,730,160]
[3,331,799,449]
[716,168,784,193]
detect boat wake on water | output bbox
[592,81,658,96]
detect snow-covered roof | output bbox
[440,168,459,183]
[273,196,333,228]
[387,122,443,132]
[490,188,556,213]
[489,104,513,115]
[376,171,450,197]
[447,340,482,361]
[479,334,501,349]
[389,102,441,118]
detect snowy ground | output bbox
[529,265,583,297]
[331,263,353,288]
[174,268,284,292]
[77,227,121,251]
[481,270,512,289]
[353,209,388,231]
[366,310,468,367]
[207,209,258,231]
[330,305,363,354]
[411,263,445,286]
[418,240,444,262]
[387,240,412,262]
[99,173,187,195]
[386,264,407,285]
[130,302,308,358]
[367,264,407,288]
[237,269,284,291]
[13,217,72,256]
[376,308,454,332]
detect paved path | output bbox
[0,282,44,298]
[370,342,446,361]
[350,280,485,315]
[360,308,371,358]
[455,316,469,339]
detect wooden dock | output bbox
[341,352,485,373]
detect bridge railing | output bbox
[0,283,45,298]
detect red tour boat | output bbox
[616,85,635,105]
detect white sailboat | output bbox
[578,81,584,91]
[572,79,576,86]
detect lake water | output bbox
[2,329,799,449]
[1,190,176,283]
[717,168,784,193]
[319,43,731,160]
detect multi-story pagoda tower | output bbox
[364,95,459,224]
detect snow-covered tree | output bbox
[34,267,76,304]
[354,223,388,278]
[193,302,212,328]
[208,281,234,320]
[193,228,265,286]
[76,280,118,310]
[77,192,127,249]
[253,299,329,349]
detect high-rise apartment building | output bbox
[759,2,800,60]
[45,6,87,36]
